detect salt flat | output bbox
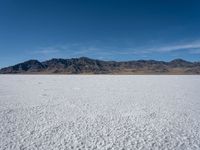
[0,75,200,150]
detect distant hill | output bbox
[0,57,200,74]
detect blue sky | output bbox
[0,0,200,67]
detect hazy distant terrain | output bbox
[1,57,200,74]
[0,75,200,149]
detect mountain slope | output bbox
[0,57,200,74]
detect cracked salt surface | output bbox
[0,75,200,150]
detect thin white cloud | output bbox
[30,40,200,60]
[33,48,60,54]
[148,41,200,53]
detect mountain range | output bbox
[0,57,200,74]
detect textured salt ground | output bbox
[0,75,200,150]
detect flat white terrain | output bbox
[0,75,200,150]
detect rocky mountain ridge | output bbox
[0,57,200,74]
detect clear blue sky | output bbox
[0,0,200,67]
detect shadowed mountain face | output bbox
[0,57,200,74]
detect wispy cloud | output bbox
[146,41,200,53]
[29,40,200,61]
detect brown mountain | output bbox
[0,57,200,74]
